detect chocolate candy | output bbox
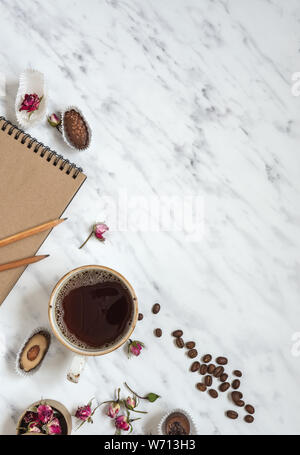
[244,415,254,423]
[191,361,200,372]
[152,303,160,314]
[196,383,207,392]
[155,328,162,337]
[208,389,218,399]
[245,405,255,415]
[226,410,238,420]
[202,354,212,363]
[176,337,184,348]
[188,349,198,359]
[186,341,195,349]
[232,379,240,390]
[219,382,230,392]
[64,109,89,150]
[204,375,213,387]
[138,313,143,321]
[233,370,242,377]
[216,357,228,365]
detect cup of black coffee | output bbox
[48,265,138,382]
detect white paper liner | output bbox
[15,327,51,377]
[15,69,48,129]
[157,408,199,435]
[61,105,92,151]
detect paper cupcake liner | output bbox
[156,408,199,436]
[15,69,48,129]
[60,105,92,151]
[15,327,51,377]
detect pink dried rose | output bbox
[107,402,120,419]
[37,404,53,424]
[47,113,61,128]
[125,396,136,410]
[128,340,144,357]
[23,411,38,424]
[46,417,62,435]
[28,421,42,433]
[79,222,109,249]
[115,415,130,432]
[74,398,100,430]
[19,93,42,116]
[75,404,92,421]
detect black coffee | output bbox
[62,281,133,348]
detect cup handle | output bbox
[67,355,86,383]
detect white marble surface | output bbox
[0,0,299,435]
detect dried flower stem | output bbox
[79,231,93,249]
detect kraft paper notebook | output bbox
[0,116,87,305]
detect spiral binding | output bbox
[0,116,83,179]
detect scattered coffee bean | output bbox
[232,379,240,390]
[216,356,228,365]
[138,313,143,321]
[208,389,218,399]
[188,349,198,359]
[186,341,195,349]
[155,328,162,337]
[245,405,255,415]
[219,382,230,392]
[191,361,200,372]
[214,366,224,378]
[233,370,242,377]
[152,303,160,314]
[172,330,183,338]
[202,354,212,363]
[204,375,213,387]
[226,410,238,420]
[220,373,228,382]
[235,400,245,407]
[207,364,216,374]
[199,364,208,375]
[196,382,207,392]
[176,337,184,348]
[244,415,254,423]
[231,391,243,403]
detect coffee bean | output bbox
[216,356,228,365]
[235,400,245,407]
[220,373,228,382]
[176,337,184,348]
[172,330,183,338]
[244,415,254,423]
[196,383,207,392]
[152,303,160,314]
[155,328,162,337]
[232,391,243,402]
[186,341,195,349]
[191,361,200,372]
[214,366,224,378]
[188,348,198,359]
[204,375,212,387]
[207,364,216,374]
[138,313,143,321]
[202,354,212,363]
[219,382,230,392]
[245,405,255,415]
[233,370,242,377]
[232,379,240,390]
[208,389,218,399]
[199,364,208,375]
[226,410,238,420]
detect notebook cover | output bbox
[0,117,86,305]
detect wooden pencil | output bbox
[0,255,50,272]
[0,218,67,248]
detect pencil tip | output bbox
[62,218,68,221]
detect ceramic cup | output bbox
[48,265,138,383]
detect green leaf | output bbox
[147,393,160,403]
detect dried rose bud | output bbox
[46,417,62,435]
[37,404,53,424]
[125,396,136,410]
[28,421,42,433]
[115,415,130,432]
[79,222,109,249]
[48,112,61,127]
[107,402,120,418]
[75,405,92,421]
[128,340,144,357]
